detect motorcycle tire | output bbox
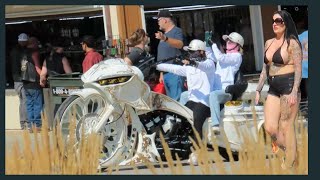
[54,94,135,168]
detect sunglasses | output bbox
[273,18,284,25]
[188,50,198,54]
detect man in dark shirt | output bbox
[9,33,29,129]
[81,35,103,73]
[23,36,43,131]
[155,10,184,101]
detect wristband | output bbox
[164,36,168,42]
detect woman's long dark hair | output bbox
[273,10,302,49]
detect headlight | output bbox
[97,76,132,86]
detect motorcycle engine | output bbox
[138,110,193,160]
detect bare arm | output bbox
[155,31,184,49]
[256,63,268,92]
[62,57,72,74]
[124,57,133,66]
[289,39,302,94]
[40,60,47,87]
[32,51,42,75]
[165,37,183,49]
[256,40,271,92]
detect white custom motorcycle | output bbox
[54,58,302,168]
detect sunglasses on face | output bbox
[273,18,284,25]
[188,50,199,55]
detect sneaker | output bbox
[272,141,279,154]
[188,152,198,166]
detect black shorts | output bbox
[268,73,296,97]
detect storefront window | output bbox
[5,16,105,88]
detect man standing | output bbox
[23,36,43,132]
[81,35,103,73]
[9,33,29,129]
[155,10,184,101]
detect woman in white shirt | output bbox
[205,32,244,132]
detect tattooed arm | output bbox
[255,40,271,104]
[286,39,302,105]
[256,40,272,92]
[256,63,268,92]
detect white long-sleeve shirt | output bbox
[157,59,215,107]
[205,43,242,90]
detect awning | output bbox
[5,5,103,22]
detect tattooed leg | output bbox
[271,134,277,141]
[280,95,291,121]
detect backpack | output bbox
[136,55,156,80]
[20,51,39,82]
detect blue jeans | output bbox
[14,82,28,129]
[25,88,43,128]
[179,91,189,105]
[163,72,183,101]
[209,90,232,126]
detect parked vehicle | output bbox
[53,58,306,168]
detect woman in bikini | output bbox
[255,10,302,169]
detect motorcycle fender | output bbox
[69,88,101,99]
[148,92,194,125]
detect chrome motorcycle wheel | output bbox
[55,95,131,167]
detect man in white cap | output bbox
[9,33,29,129]
[156,39,216,166]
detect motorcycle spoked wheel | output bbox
[54,95,135,167]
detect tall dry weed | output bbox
[6,112,101,175]
[6,107,308,175]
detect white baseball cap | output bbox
[18,33,29,41]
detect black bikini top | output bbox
[264,39,285,65]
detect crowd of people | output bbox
[10,33,103,132]
[9,9,307,169]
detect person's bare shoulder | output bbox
[264,38,274,47]
[289,38,300,48]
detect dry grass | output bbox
[6,111,308,175]
[5,113,102,175]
